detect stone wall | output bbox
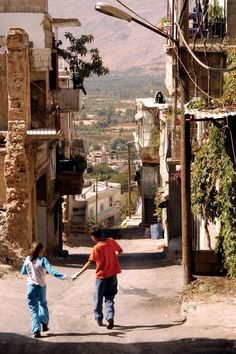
[5,29,31,249]
[0,147,6,206]
[0,53,7,130]
[0,0,48,13]
[44,14,53,49]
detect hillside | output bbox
[48,0,166,75]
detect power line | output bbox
[172,45,215,99]
[115,0,162,30]
[176,22,236,73]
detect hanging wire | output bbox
[115,0,235,106]
[115,0,161,30]
[31,81,83,154]
[176,22,236,72]
[172,45,215,99]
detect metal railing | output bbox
[30,106,60,131]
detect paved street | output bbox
[0,235,236,353]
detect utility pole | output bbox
[179,0,192,285]
[128,142,131,219]
[95,177,98,224]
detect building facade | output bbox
[70,180,121,236]
[0,0,83,254]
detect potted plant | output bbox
[208,0,225,37]
[158,16,170,31]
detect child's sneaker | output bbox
[97,321,103,326]
[106,318,114,329]
[33,331,41,338]
[42,323,49,332]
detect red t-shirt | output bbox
[89,238,122,279]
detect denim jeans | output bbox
[27,284,49,334]
[94,275,118,323]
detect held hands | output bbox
[63,273,80,281]
[64,275,73,282]
[71,273,79,281]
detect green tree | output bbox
[57,32,109,93]
[110,137,126,151]
[120,191,137,222]
[191,125,236,276]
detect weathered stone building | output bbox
[0,0,83,255]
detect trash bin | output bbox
[151,223,163,239]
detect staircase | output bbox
[69,207,87,236]
[143,198,157,226]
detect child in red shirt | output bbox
[72,228,123,329]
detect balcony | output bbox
[55,87,81,113]
[27,106,60,140]
[29,48,52,72]
[189,11,226,39]
[56,156,87,195]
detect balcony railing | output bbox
[189,11,226,39]
[55,87,81,113]
[166,1,226,44]
[56,156,87,195]
[29,48,52,72]
[27,106,60,139]
[57,170,84,195]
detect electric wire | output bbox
[114,0,218,99]
[31,81,83,153]
[115,0,161,30]
[176,22,236,73]
[172,45,215,99]
[31,4,233,157]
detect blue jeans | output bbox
[94,275,118,323]
[27,284,49,334]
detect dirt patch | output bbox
[183,275,236,301]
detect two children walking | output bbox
[21,228,123,337]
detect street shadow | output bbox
[53,251,179,270]
[115,321,186,331]
[45,331,125,338]
[64,226,156,248]
[0,333,235,354]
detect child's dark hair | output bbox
[29,241,44,262]
[90,228,104,239]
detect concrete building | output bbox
[164,0,236,252]
[133,98,171,233]
[69,180,121,236]
[133,0,236,252]
[0,0,84,255]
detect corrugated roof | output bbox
[185,104,236,119]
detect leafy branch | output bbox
[57,32,109,94]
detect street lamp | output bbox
[95,2,177,43]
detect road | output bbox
[0,235,235,353]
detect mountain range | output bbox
[48,0,166,76]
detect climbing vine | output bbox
[149,126,160,158]
[154,186,165,223]
[220,46,236,106]
[191,125,236,276]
